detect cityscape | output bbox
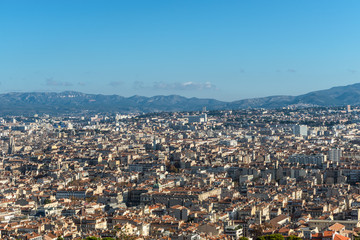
[2,0,360,239]
[0,106,360,239]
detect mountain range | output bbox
[1,83,360,115]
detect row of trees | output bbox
[256,234,302,240]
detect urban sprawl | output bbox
[2,106,360,240]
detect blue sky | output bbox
[0,0,360,101]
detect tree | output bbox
[270,234,285,240]
[287,236,302,240]
[240,237,249,240]
[256,234,284,240]
[117,229,136,240]
[83,237,99,240]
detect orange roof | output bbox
[324,231,335,238]
[329,223,345,232]
[333,234,350,240]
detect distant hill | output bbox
[0,91,227,115]
[229,83,360,108]
[0,83,360,115]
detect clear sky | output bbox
[1,0,360,101]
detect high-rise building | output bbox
[288,154,326,166]
[329,148,342,162]
[293,125,308,136]
[8,136,15,154]
[188,113,207,123]
[347,105,351,112]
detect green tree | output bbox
[240,237,249,240]
[270,234,285,240]
[83,237,99,240]
[256,234,284,240]
[118,230,136,240]
[287,236,302,240]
